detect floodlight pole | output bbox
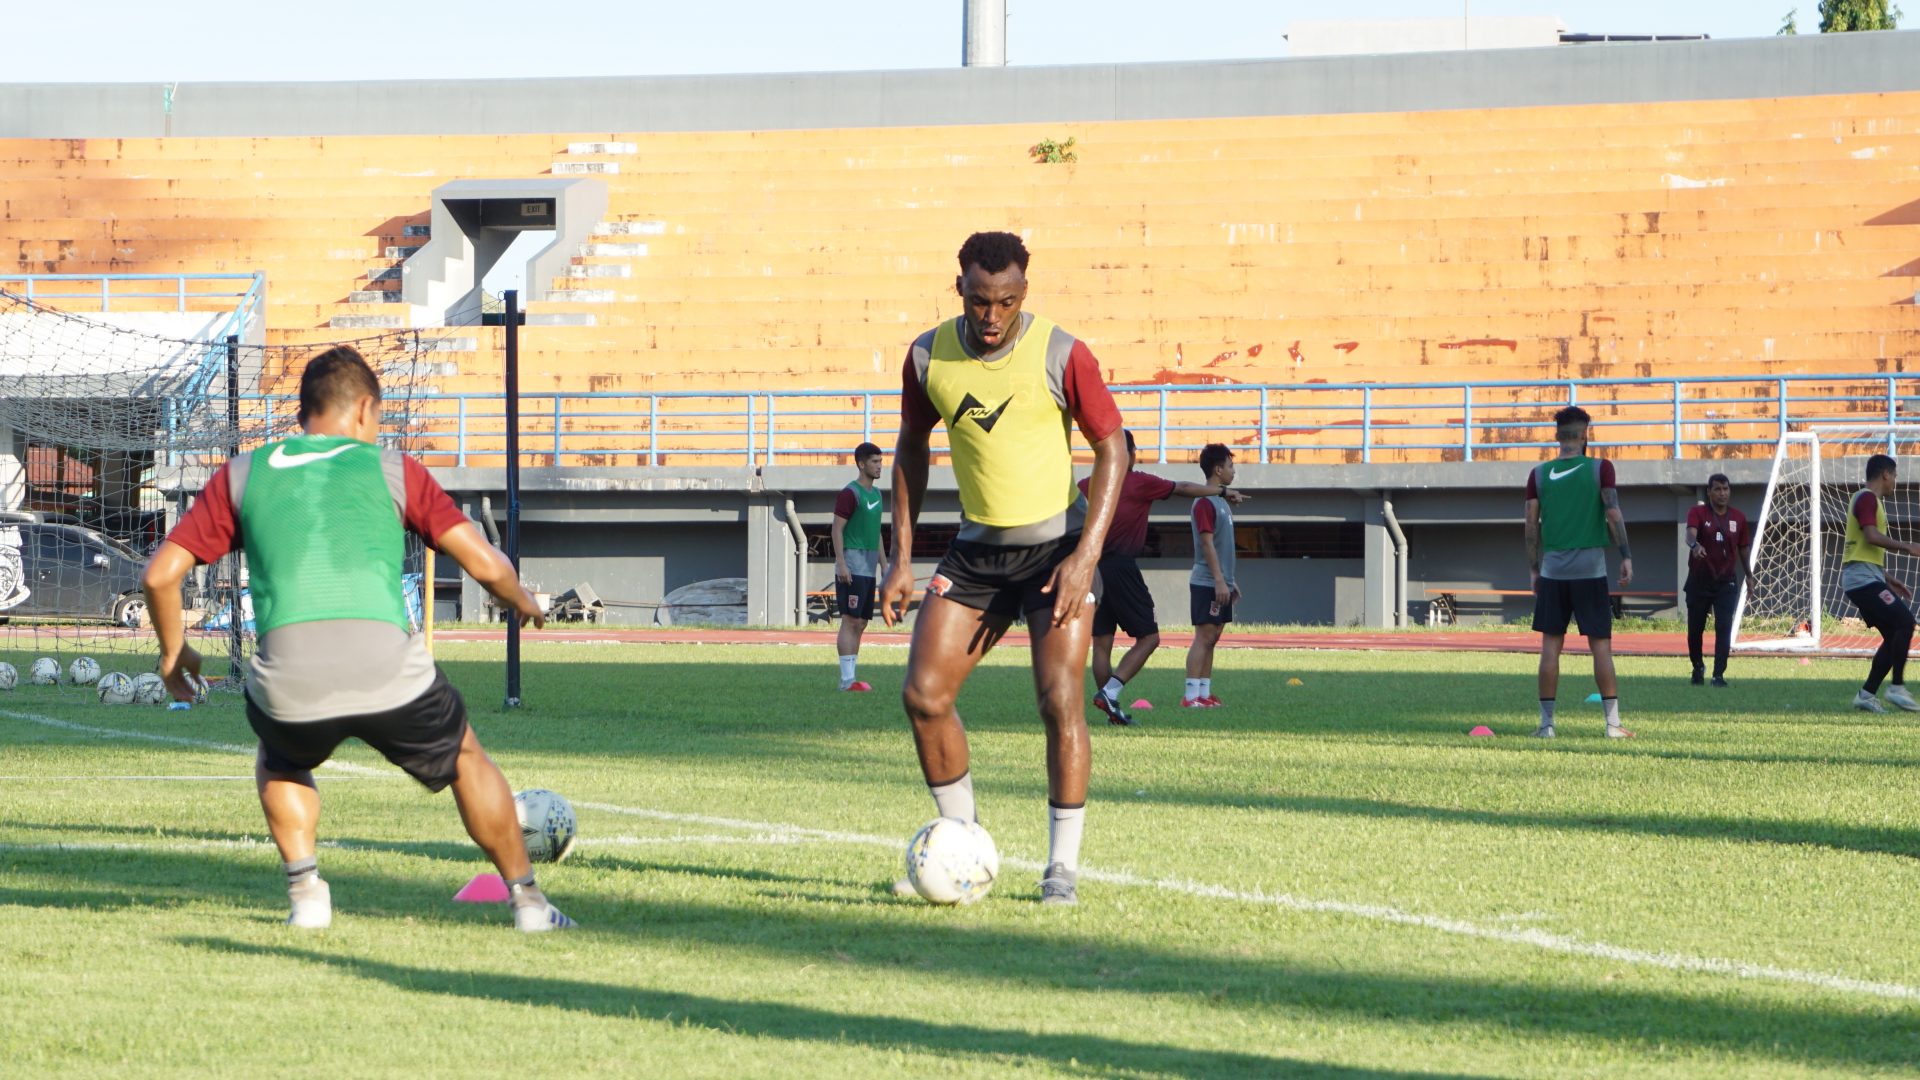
[504,290,523,708]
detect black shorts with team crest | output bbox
[927,535,1085,620]
[247,668,469,791]
[1532,576,1612,640]
[837,575,876,620]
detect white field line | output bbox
[7,709,1920,1003]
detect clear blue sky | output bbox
[6,2,1839,83]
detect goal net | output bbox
[0,289,438,688]
[1734,426,1920,655]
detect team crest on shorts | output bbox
[928,574,953,597]
[1882,589,1897,605]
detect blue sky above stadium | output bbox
[8,1,1854,83]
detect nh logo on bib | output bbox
[955,393,1012,433]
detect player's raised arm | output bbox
[1172,479,1245,504]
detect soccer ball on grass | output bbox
[514,788,578,863]
[29,658,59,685]
[69,656,101,685]
[904,817,1000,905]
[131,672,168,705]
[96,672,135,705]
[0,662,15,690]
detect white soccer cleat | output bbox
[1853,689,1889,714]
[286,878,332,930]
[1530,724,1556,738]
[1604,723,1635,739]
[891,877,918,898]
[1886,686,1920,712]
[513,901,578,933]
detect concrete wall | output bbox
[2,33,1916,138]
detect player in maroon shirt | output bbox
[1684,473,1753,687]
[1076,430,1246,724]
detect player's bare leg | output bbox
[838,615,870,689]
[1589,638,1630,737]
[1090,632,1117,689]
[256,750,329,928]
[901,592,1008,813]
[445,725,573,930]
[1031,606,1093,903]
[1535,633,1564,737]
[1184,623,1222,706]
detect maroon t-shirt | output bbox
[1078,470,1178,557]
[1687,503,1751,583]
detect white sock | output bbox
[1101,677,1124,701]
[929,773,975,822]
[1603,697,1621,726]
[838,655,857,686]
[1047,803,1085,873]
[1199,678,1212,699]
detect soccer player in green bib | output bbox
[832,441,885,691]
[881,231,1127,905]
[141,347,574,932]
[1839,453,1920,713]
[1524,405,1633,738]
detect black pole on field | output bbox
[225,335,243,681]
[504,290,523,708]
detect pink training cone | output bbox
[453,873,509,903]
[1468,725,1496,737]
[1130,699,1154,710]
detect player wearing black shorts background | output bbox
[1840,453,1920,713]
[880,231,1127,904]
[832,442,885,691]
[1079,430,1247,725]
[1525,405,1633,739]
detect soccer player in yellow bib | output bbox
[880,232,1127,905]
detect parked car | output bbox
[0,522,155,627]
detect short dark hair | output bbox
[853,442,882,463]
[957,231,1030,275]
[1708,473,1731,488]
[1867,454,1898,482]
[1122,429,1136,455]
[1198,443,1233,479]
[1554,405,1591,428]
[298,346,380,426]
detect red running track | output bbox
[434,626,1695,657]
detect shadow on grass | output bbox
[7,840,1917,1072]
[181,937,1498,1079]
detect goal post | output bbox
[1734,425,1918,655]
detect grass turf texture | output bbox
[2,641,1918,1078]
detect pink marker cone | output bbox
[1468,725,1495,737]
[453,873,509,903]
[1130,699,1154,710]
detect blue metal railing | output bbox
[0,272,264,313]
[234,371,1920,468]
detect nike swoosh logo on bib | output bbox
[1548,465,1582,480]
[267,443,358,469]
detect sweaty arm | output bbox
[1173,479,1247,504]
[1601,486,1633,587]
[142,541,206,700]
[881,353,936,625]
[1524,499,1542,582]
[434,520,545,627]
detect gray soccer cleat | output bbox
[1530,724,1556,738]
[1854,689,1889,714]
[1886,685,1919,712]
[1039,862,1078,905]
[286,878,332,930]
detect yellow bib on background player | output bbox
[923,315,1077,528]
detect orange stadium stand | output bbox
[3,90,1918,464]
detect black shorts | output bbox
[927,535,1083,620]
[247,669,469,791]
[1093,554,1158,638]
[837,575,876,620]
[1847,582,1916,636]
[1533,576,1612,640]
[1190,584,1235,626]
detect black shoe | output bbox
[1711,675,1728,688]
[1093,692,1135,727]
[1690,668,1705,686]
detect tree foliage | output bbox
[1818,0,1903,30]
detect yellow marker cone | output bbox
[1286,677,1304,686]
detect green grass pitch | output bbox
[2,641,1918,1077]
